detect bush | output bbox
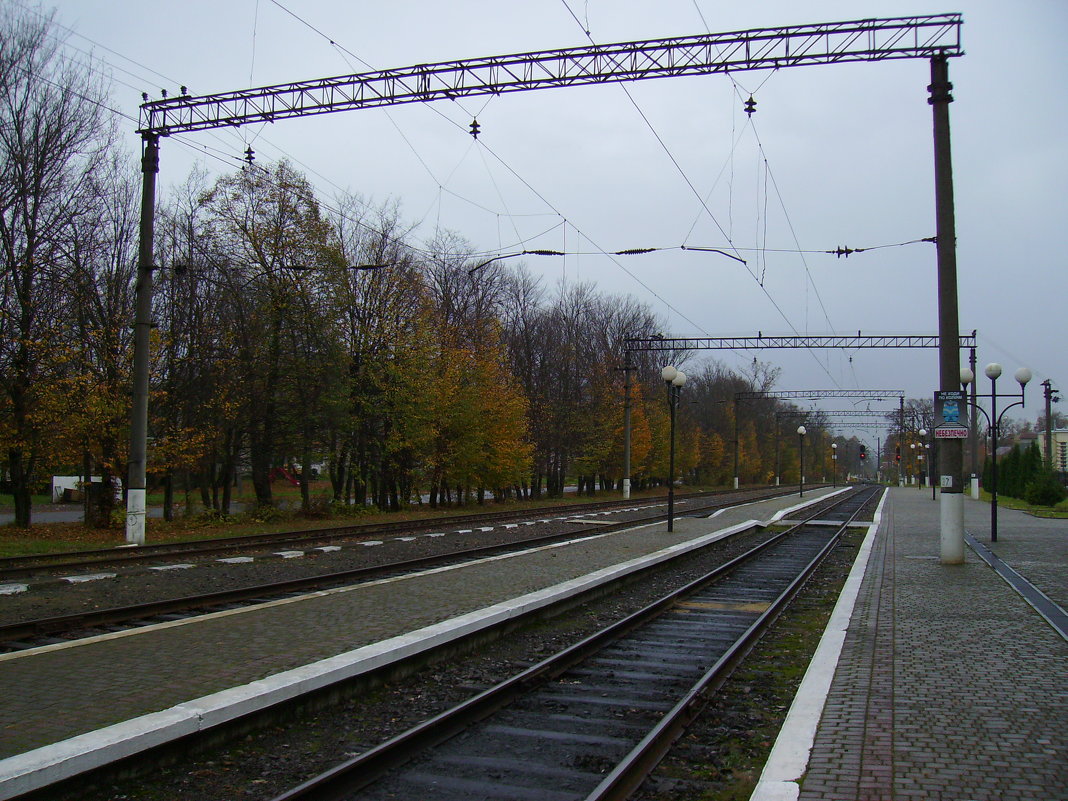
[194,509,235,525]
[328,498,375,518]
[239,504,290,524]
[1023,472,1068,507]
[300,494,334,519]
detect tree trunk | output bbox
[163,470,174,522]
[249,432,273,506]
[199,471,212,512]
[82,450,93,523]
[299,439,312,513]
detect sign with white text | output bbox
[934,390,968,438]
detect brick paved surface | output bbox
[963,498,1068,611]
[0,490,818,760]
[797,489,1068,801]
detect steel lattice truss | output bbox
[828,423,894,429]
[138,14,961,135]
[777,409,896,417]
[738,389,904,401]
[626,333,975,352]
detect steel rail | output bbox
[0,488,802,647]
[586,486,880,800]
[0,487,794,579]
[267,486,879,801]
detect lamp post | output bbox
[959,363,1032,542]
[913,428,927,488]
[831,442,838,488]
[662,365,687,532]
[797,425,807,497]
[924,429,937,500]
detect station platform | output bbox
[754,487,1068,801]
[0,488,835,800]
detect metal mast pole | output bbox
[667,385,677,531]
[899,396,906,487]
[126,134,159,545]
[930,54,964,564]
[989,375,999,542]
[1042,379,1054,469]
[969,343,979,497]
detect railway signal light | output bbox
[859,444,867,460]
[895,445,901,462]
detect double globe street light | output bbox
[662,366,687,532]
[797,425,807,497]
[959,363,1031,542]
[909,428,927,488]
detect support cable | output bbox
[554,2,835,381]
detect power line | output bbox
[555,2,839,385]
[258,0,717,331]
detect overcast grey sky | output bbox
[28,0,1068,438]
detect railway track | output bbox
[0,487,805,651]
[0,487,798,580]
[269,485,882,801]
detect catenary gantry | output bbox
[624,333,976,352]
[137,15,961,136]
[126,14,966,546]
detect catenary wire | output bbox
[262,0,711,328]
[561,1,839,385]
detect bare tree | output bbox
[0,7,114,526]
[65,152,139,526]
[198,161,337,508]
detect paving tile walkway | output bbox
[0,489,819,761]
[795,489,1068,801]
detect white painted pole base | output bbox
[775,476,780,486]
[622,478,631,500]
[733,476,739,489]
[940,491,965,564]
[125,488,146,545]
[970,477,980,499]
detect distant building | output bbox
[1017,430,1038,449]
[1037,427,1068,474]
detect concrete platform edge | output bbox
[0,511,792,800]
[749,487,889,801]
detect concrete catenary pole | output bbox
[622,350,632,499]
[126,134,159,545]
[929,55,964,564]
